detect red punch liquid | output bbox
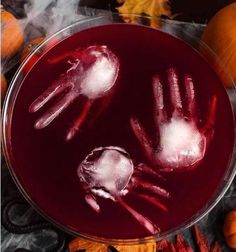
[9,24,234,239]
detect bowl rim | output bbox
[2,13,236,245]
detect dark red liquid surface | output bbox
[9,24,234,239]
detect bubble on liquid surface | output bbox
[77,146,134,197]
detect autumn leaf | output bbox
[68,238,107,252]
[114,241,156,252]
[156,239,176,252]
[175,235,193,252]
[209,241,221,252]
[192,225,209,252]
[117,0,171,28]
[69,238,156,252]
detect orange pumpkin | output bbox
[68,237,156,252]
[200,3,236,87]
[223,210,236,249]
[1,73,7,102]
[1,6,24,58]
[21,37,45,62]
[21,37,59,74]
[21,37,45,74]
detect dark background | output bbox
[79,0,236,23]
[2,0,236,23]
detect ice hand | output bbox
[29,45,119,140]
[77,146,169,234]
[130,68,217,171]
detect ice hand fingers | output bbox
[202,95,217,138]
[117,197,159,235]
[184,75,197,120]
[152,75,166,124]
[132,176,170,199]
[29,80,72,113]
[167,68,182,117]
[66,100,93,141]
[130,117,155,164]
[34,93,75,129]
[132,193,168,212]
[136,163,165,181]
[85,194,100,213]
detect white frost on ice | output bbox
[78,147,134,198]
[80,50,118,99]
[159,118,206,168]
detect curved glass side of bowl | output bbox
[2,14,236,244]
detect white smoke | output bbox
[2,0,86,73]
[24,0,84,38]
